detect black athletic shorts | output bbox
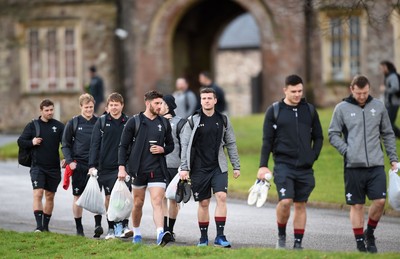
[166,168,178,187]
[71,163,89,196]
[190,167,228,202]
[344,166,386,205]
[30,165,61,193]
[132,169,166,189]
[273,163,315,202]
[98,169,118,195]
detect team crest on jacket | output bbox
[370,108,376,116]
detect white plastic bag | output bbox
[165,172,180,200]
[76,175,106,214]
[107,180,133,222]
[388,169,400,211]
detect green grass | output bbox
[2,108,400,209]
[0,230,398,258]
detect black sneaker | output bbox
[175,180,185,203]
[170,232,176,242]
[356,239,367,252]
[293,242,303,250]
[364,231,377,253]
[276,234,286,249]
[182,179,192,203]
[93,225,103,238]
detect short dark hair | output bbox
[40,99,54,110]
[144,90,163,101]
[200,71,212,80]
[106,92,124,106]
[200,87,216,98]
[285,74,303,86]
[350,75,370,89]
[89,65,96,73]
[380,60,397,74]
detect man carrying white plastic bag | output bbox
[108,177,133,222]
[76,170,106,215]
[388,164,400,211]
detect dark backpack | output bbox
[272,101,315,123]
[18,119,40,167]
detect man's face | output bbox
[351,84,370,106]
[200,92,217,111]
[147,98,163,116]
[283,83,303,105]
[81,101,94,119]
[40,105,54,121]
[176,78,188,91]
[199,74,209,86]
[159,101,169,115]
[107,101,123,118]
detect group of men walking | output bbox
[17,72,397,253]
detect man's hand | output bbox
[88,167,97,176]
[179,170,189,180]
[257,167,273,180]
[391,161,398,171]
[69,161,77,170]
[150,145,164,154]
[118,165,128,180]
[32,137,43,146]
[233,170,240,179]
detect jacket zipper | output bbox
[294,108,299,167]
[362,108,369,166]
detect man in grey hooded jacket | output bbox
[329,75,398,253]
[179,87,240,248]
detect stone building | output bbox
[0,0,399,131]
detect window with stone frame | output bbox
[319,10,366,83]
[22,25,80,92]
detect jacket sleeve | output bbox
[180,120,192,171]
[223,117,240,170]
[311,109,324,159]
[386,73,400,95]
[61,120,74,164]
[259,105,275,168]
[118,117,136,166]
[17,121,35,149]
[88,119,102,168]
[328,104,347,156]
[163,118,174,155]
[380,107,399,163]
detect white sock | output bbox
[133,227,141,236]
[156,227,164,238]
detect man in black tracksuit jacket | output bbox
[18,99,64,233]
[88,92,131,239]
[257,75,323,250]
[62,93,97,236]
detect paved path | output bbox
[0,160,399,253]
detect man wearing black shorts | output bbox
[118,90,174,246]
[18,99,64,232]
[180,87,240,248]
[88,92,131,239]
[62,93,97,236]
[329,75,398,253]
[257,75,323,250]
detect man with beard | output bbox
[18,99,64,232]
[118,90,174,246]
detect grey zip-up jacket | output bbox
[166,116,185,168]
[328,95,398,168]
[180,111,240,173]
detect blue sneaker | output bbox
[132,235,142,244]
[214,235,231,248]
[157,231,171,247]
[197,237,209,247]
[114,222,123,237]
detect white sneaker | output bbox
[120,227,133,238]
[247,179,261,206]
[256,180,270,208]
[105,229,115,240]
